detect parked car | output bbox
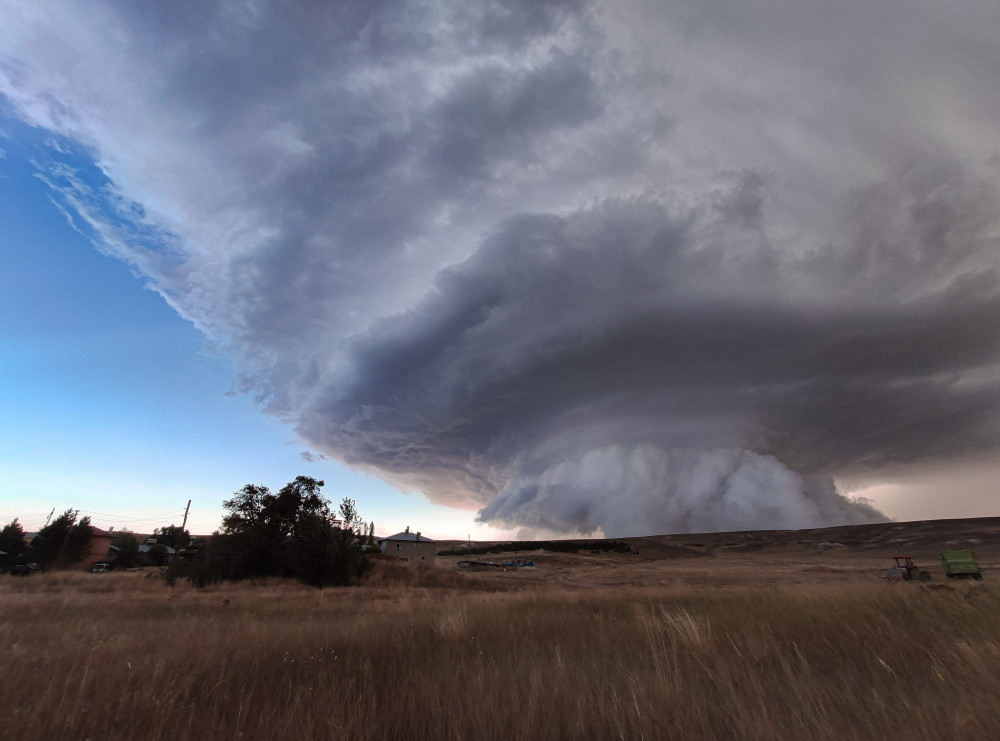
[9,563,38,577]
[91,561,114,573]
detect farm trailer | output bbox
[939,550,982,580]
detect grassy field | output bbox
[2,562,999,740]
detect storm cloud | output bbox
[2,1,998,534]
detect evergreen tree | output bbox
[28,510,92,569]
[0,519,26,566]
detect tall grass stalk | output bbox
[2,569,998,740]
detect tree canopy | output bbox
[0,519,26,567]
[153,524,191,550]
[27,510,92,569]
[113,529,140,569]
[169,476,371,588]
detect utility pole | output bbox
[44,508,55,527]
[181,500,191,531]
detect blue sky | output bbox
[0,116,496,538]
[1,2,998,538]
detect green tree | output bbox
[220,475,333,578]
[114,530,140,568]
[28,510,92,569]
[153,524,191,551]
[286,509,370,588]
[0,519,27,566]
[338,497,361,530]
[219,483,283,578]
[146,543,169,567]
[171,476,369,588]
[65,516,93,566]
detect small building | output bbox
[377,526,436,565]
[139,543,177,562]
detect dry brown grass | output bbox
[2,565,999,740]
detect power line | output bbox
[3,508,186,523]
[77,508,187,522]
[5,506,198,532]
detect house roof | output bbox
[378,531,436,543]
[139,544,176,554]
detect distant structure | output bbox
[69,526,114,571]
[140,539,177,559]
[377,526,436,565]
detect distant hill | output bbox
[437,517,1000,562]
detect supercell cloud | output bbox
[2,1,998,535]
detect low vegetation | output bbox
[2,562,999,740]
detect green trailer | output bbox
[939,550,982,579]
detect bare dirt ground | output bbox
[432,516,1000,590]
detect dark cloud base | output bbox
[297,169,999,533]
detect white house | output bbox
[377,526,436,565]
